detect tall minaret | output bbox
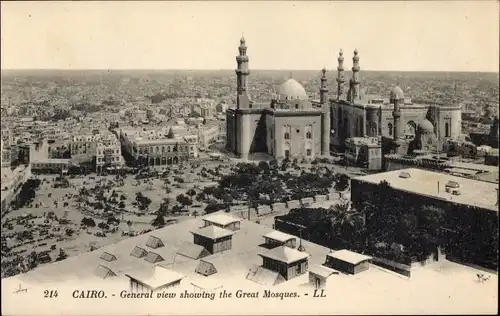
[351,49,361,101]
[235,36,250,109]
[320,68,330,156]
[320,67,328,104]
[336,49,345,100]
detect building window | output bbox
[306,149,312,156]
[445,122,450,137]
[284,132,290,140]
[306,132,312,139]
[295,104,299,109]
[284,150,290,158]
[388,123,393,136]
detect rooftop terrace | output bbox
[353,168,499,211]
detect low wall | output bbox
[286,200,300,209]
[272,202,286,212]
[257,205,272,216]
[301,197,314,207]
[370,257,411,278]
[314,195,327,203]
[327,193,337,200]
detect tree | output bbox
[81,217,96,228]
[176,194,192,206]
[334,173,350,192]
[158,198,171,216]
[186,189,197,197]
[151,213,166,228]
[328,202,365,249]
[167,128,175,139]
[56,248,68,262]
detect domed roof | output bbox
[390,86,404,100]
[278,79,308,101]
[418,119,434,132]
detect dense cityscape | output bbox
[1,39,499,315]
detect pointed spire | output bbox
[336,48,345,101]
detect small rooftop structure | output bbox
[100,252,117,262]
[130,246,148,258]
[203,212,241,231]
[259,246,309,264]
[246,266,285,286]
[263,231,297,248]
[192,226,235,255]
[126,265,184,292]
[325,250,372,275]
[144,251,164,264]
[308,264,339,289]
[95,264,117,279]
[176,241,210,260]
[145,236,164,249]
[192,225,235,240]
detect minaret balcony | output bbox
[236,56,249,62]
[352,66,360,72]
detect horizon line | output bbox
[1,68,499,74]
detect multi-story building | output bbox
[1,139,11,168]
[96,142,123,171]
[120,128,190,166]
[198,123,220,150]
[71,130,122,170]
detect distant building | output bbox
[31,158,71,174]
[70,130,122,171]
[198,124,220,150]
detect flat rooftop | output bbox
[327,249,372,265]
[203,212,240,226]
[353,168,499,211]
[264,231,296,243]
[6,211,331,286]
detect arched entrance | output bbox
[155,157,161,165]
[172,156,179,164]
[149,157,155,166]
[161,157,167,165]
[167,157,173,165]
[283,142,291,158]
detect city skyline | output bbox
[1,1,499,72]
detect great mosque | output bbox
[226,37,462,168]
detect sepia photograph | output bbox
[1,1,499,315]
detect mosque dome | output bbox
[278,79,308,101]
[390,86,405,100]
[418,119,434,133]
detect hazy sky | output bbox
[1,1,499,72]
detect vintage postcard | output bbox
[1,1,498,315]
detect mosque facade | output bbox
[226,37,462,165]
[225,37,331,160]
